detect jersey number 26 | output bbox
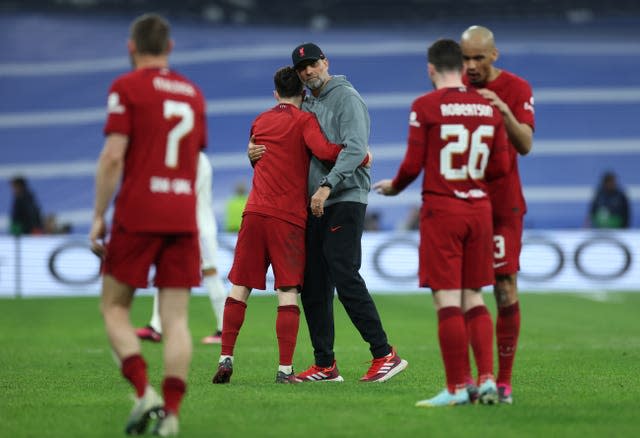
[440,124,494,181]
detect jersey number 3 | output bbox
[440,124,494,181]
[164,100,195,168]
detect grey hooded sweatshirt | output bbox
[302,75,370,207]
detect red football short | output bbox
[492,215,524,275]
[419,209,494,290]
[228,213,305,290]
[104,224,201,288]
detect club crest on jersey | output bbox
[409,111,421,127]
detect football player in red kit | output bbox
[461,25,535,405]
[89,13,206,435]
[374,38,509,407]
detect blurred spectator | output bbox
[588,171,630,229]
[225,181,248,232]
[364,211,381,231]
[9,176,43,235]
[44,213,72,234]
[402,206,420,230]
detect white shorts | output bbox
[196,152,219,270]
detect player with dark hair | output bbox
[89,13,206,435]
[212,66,369,384]
[374,38,509,407]
[461,25,535,404]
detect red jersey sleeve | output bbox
[510,78,535,131]
[104,78,132,136]
[301,113,371,167]
[485,118,511,182]
[301,113,343,161]
[392,100,427,192]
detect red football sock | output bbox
[162,376,186,416]
[496,302,520,386]
[465,305,495,382]
[220,297,247,356]
[437,307,468,393]
[462,316,474,384]
[276,305,300,366]
[121,354,148,397]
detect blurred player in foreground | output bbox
[90,13,206,436]
[136,152,228,345]
[374,38,509,407]
[461,25,535,404]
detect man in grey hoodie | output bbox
[290,43,407,382]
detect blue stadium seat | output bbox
[1,13,639,232]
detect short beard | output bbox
[304,77,325,91]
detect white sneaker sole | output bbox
[299,375,345,382]
[363,359,408,383]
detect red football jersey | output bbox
[104,67,207,232]
[392,86,509,215]
[247,103,344,228]
[463,69,535,217]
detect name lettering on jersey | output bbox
[153,77,196,97]
[150,176,193,195]
[454,189,487,199]
[524,96,535,114]
[409,111,421,127]
[440,103,493,117]
[107,92,125,114]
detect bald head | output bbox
[461,25,495,51]
[460,25,499,85]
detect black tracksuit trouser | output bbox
[301,201,391,368]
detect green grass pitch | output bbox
[1,292,639,437]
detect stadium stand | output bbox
[1,6,639,232]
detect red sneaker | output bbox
[135,325,162,343]
[296,361,344,382]
[360,347,408,382]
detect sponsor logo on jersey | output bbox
[524,96,535,114]
[453,189,487,199]
[150,176,193,195]
[107,92,125,114]
[409,111,420,127]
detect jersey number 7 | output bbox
[164,99,195,168]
